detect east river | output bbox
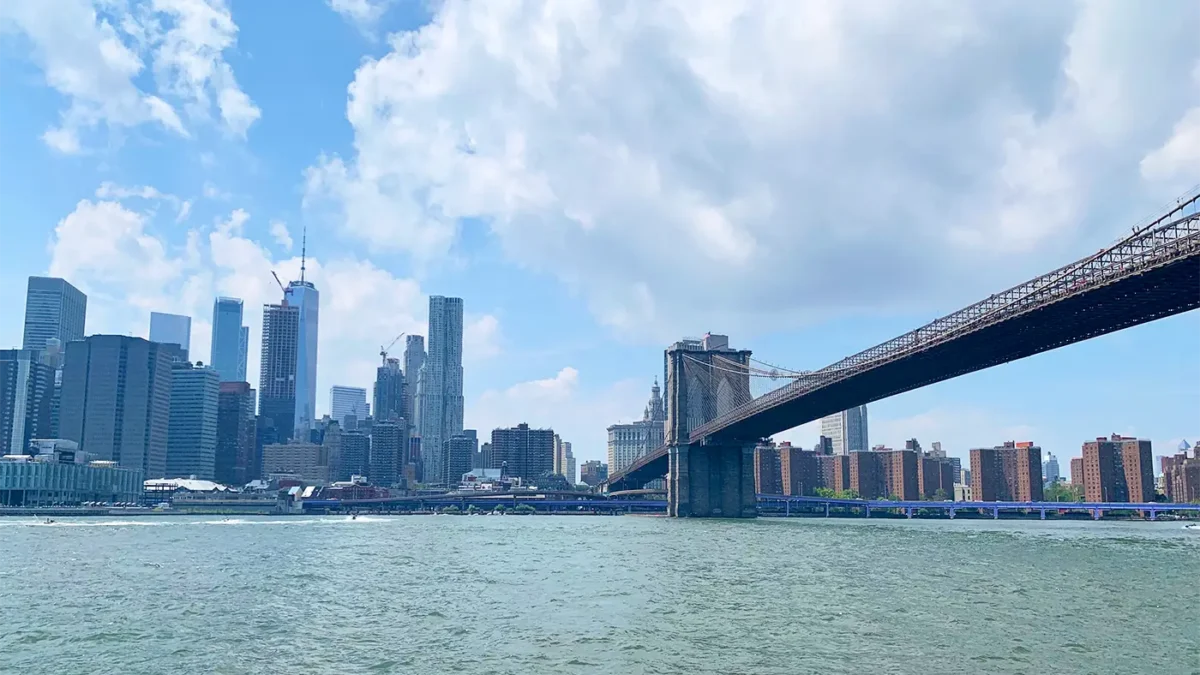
[1,515,1196,674]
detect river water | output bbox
[1,515,1196,674]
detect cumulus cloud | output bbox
[48,186,500,418]
[1,0,258,151]
[306,0,1200,341]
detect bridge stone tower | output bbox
[665,334,757,518]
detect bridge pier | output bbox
[992,506,999,520]
[905,507,913,519]
[1150,509,1157,521]
[667,441,756,518]
[1039,508,1046,520]
[948,508,956,520]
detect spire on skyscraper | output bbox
[299,225,307,283]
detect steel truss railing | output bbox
[689,186,1200,442]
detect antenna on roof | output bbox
[299,225,307,283]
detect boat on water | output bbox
[1184,523,1200,534]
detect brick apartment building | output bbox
[1161,443,1200,503]
[970,441,1043,502]
[754,443,783,495]
[1081,434,1154,503]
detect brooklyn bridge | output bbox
[604,187,1200,517]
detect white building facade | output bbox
[607,381,667,474]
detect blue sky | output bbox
[1,0,1198,473]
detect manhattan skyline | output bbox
[0,1,1197,470]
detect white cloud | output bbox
[463,314,501,362]
[1141,108,1200,185]
[49,199,181,290]
[96,181,195,223]
[48,187,500,421]
[468,367,651,464]
[1,0,187,153]
[202,181,230,200]
[327,0,393,31]
[1,0,257,151]
[307,0,1200,341]
[149,0,261,136]
[95,182,168,201]
[269,220,293,250]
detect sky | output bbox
[1,0,1198,477]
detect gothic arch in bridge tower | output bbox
[686,373,706,436]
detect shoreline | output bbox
[2,507,1193,522]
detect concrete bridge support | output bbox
[668,441,757,518]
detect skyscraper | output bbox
[166,362,219,479]
[259,301,299,442]
[819,405,869,455]
[418,296,463,484]
[1043,452,1061,486]
[59,335,172,478]
[238,326,249,381]
[337,431,370,482]
[0,349,54,455]
[22,276,86,352]
[215,381,256,486]
[330,385,369,425]
[370,422,406,487]
[284,230,320,438]
[403,335,425,425]
[149,312,192,360]
[444,434,476,487]
[210,298,248,382]
[553,434,576,483]
[373,359,405,423]
[491,423,555,482]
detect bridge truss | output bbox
[689,185,1200,442]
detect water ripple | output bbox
[0,515,1196,674]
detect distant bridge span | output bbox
[607,187,1200,493]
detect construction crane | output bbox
[270,270,288,304]
[380,332,406,365]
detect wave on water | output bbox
[23,520,168,528]
[6,514,394,528]
[331,515,390,523]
